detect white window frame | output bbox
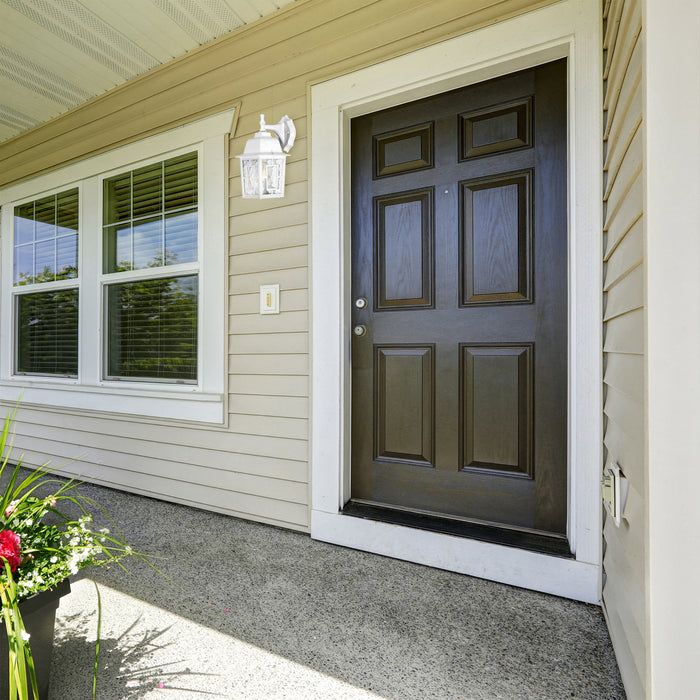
[0,110,234,423]
[310,0,602,603]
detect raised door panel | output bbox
[375,345,434,466]
[461,344,533,477]
[375,189,434,309]
[461,172,531,305]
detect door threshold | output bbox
[342,500,572,558]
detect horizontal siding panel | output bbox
[604,603,645,700]
[603,0,623,63]
[604,385,643,450]
[603,0,613,20]
[603,414,644,490]
[604,217,643,282]
[230,94,309,138]
[11,436,307,506]
[604,38,641,150]
[230,374,308,397]
[228,414,309,440]
[603,0,641,119]
[229,353,308,375]
[230,310,308,335]
[230,203,308,236]
[228,225,308,254]
[229,267,308,295]
[604,127,642,204]
[12,407,309,481]
[604,171,642,256]
[602,565,646,700]
[50,460,309,529]
[621,476,645,530]
[603,517,645,610]
[604,263,644,320]
[603,308,644,354]
[229,246,309,275]
[604,352,644,403]
[229,331,308,354]
[230,289,308,315]
[604,87,641,194]
[229,394,308,419]
[14,421,308,481]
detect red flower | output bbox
[0,530,21,572]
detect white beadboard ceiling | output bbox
[0,0,297,143]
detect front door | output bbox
[349,60,568,552]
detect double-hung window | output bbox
[102,152,199,383]
[13,189,80,377]
[0,111,232,422]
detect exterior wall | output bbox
[601,0,646,696]
[0,0,558,533]
[645,0,700,697]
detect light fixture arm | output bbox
[259,114,296,153]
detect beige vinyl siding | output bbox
[601,0,647,697]
[0,0,558,533]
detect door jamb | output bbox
[310,0,602,603]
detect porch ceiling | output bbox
[0,0,297,143]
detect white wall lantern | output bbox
[237,114,296,198]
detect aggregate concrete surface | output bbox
[46,482,625,699]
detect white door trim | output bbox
[310,0,602,603]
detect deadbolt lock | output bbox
[355,297,368,309]
[353,325,367,337]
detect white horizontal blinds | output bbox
[13,188,80,376]
[103,152,198,272]
[16,289,79,376]
[102,151,199,383]
[106,276,198,381]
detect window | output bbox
[0,111,232,422]
[102,152,199,383]
[13,189,79,376]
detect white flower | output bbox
[50,556,58,564]
[20,630,30,642]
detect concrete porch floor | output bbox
[48,482,625,699]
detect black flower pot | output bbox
[0,579,71,699]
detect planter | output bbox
[0,579,71,699]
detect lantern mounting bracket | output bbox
[260,115,296,152]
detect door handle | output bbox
[353,325,367,337]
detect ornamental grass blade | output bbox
[1,562,38,700]
[92,581,102,700]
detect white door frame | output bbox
[310,0,602,603]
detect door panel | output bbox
[375,345,434,465]
[350,60,568,544]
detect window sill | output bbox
[0,380,224,424]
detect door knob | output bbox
[355,297,368,309]
[353,325,367,337]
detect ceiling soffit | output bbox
[0,0,296,143]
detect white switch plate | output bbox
[260,284,280,314]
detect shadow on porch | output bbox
[49,482,625,699]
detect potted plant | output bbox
[0,406,144,699]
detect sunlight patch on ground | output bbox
[50,578,386,699]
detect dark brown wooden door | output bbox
[350,60,568,546]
